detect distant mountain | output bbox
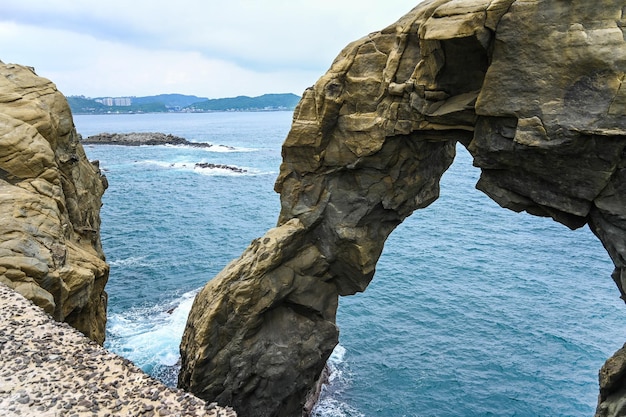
[67,96,108,114]
[67,93,300,115]
[185,93,301,112]
[131,94,208,109]
[67,95,168,114]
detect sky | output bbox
[0,1,420,99]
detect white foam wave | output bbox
[200,144,258,153]
[137,160,256,176]
[311,344,365,417]
[105,290,198,373]
[108,256,154,268]
[163,143,258,152]
[327,344,346,383]
[311,398,365,417]
[329,344,346,363]
[107,256,197,269]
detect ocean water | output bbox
[75,112,626,417]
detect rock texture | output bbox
[179,1,626,416]
[0,61,109,343]
[0,283,237,417]
[598,343,626,417]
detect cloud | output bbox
[0,0,420,97]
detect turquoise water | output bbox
[76,112,625,417]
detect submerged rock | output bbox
[179,1,626,416]
[0,61,109,343]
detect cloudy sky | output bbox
[0,1,419,99]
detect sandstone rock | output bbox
[180,1,626,416]
[180,219,339,416]
[0,61,109,343]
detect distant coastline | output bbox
[68,93,300,115]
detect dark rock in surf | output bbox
[194,163,247,173]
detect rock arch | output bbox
[179,1,626,416]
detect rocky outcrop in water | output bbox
[0,61,109,343]
[194,163,247,173]
[83,132,224,148]
[179,1,626,416]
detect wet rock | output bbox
[193,163,247,173]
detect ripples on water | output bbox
[76,112,625,417]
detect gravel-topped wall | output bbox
[0,283,236,417]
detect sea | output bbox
[75,111,626,417]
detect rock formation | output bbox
[82,131,224,148]
[179,1,626,416]
[0,61,109,343]
[598,343,626,417]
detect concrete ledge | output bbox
[0,283,236,417]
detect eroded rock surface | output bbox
[0,61,109,343]
[179,1,626,416]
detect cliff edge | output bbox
[0,61,109,344]
[179,1,626,416]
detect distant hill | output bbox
[131,94,208,109]
[67,95,169,114]
[185,93,301,112]
[67,93,300,114]
[67,96,108,114]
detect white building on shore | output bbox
[95,97,132,106]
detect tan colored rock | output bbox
[180,1,626,416]
[180,219,340,415]
[0,61,108,343]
